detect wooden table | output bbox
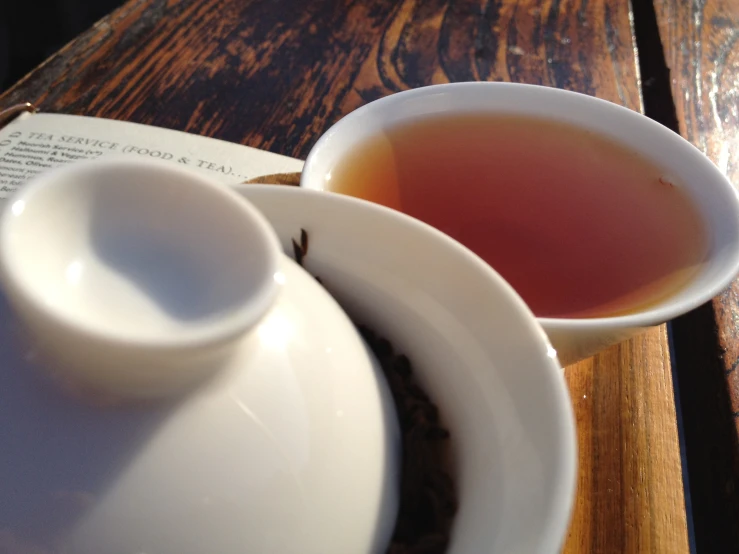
[653,1,739,551]
[3,0,738,551]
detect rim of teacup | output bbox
[301,82,739,330]
[0,158,282,351]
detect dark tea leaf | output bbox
[300,228,309,255]
[291,238,304,266]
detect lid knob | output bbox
[0,159,281,399]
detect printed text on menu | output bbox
[0,113,303,198]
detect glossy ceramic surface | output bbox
[0,159,281,397]
[236,184,577,554]
[0,160,400,553]
[0,255,400,554]
[0,157,576,554]
[300,82,739,365]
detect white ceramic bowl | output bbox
[235,184,577,553]
[0,159,282,398]
[300,82,739,365]
[0,161,400,553]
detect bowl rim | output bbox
[235,183,578,553]
[0,158,282,351]
[301,81,739,330]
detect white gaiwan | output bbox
[0,160,400,554]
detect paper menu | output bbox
[0,112,304,199]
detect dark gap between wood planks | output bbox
[633,1,739,552]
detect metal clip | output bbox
[0,102,38,130]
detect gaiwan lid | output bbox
[0,160,400,554]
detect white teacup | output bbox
[299,82,739,366]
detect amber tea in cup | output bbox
[326,114,708,319]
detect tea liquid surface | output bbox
[328,114,707,318]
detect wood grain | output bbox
[654,0,739,550]
[564,328,688,553]
[0,0,688,551]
